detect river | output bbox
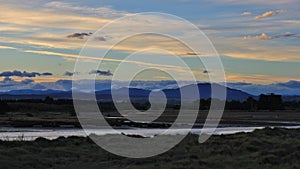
[1,126,300,141]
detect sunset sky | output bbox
[0,0,300,88]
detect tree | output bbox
[258,94,284,110]
[44,96,54,104]
[245,97,257,111]
[0,101,10,114]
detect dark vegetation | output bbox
[0,101,10,114]
[0,128,299,169]
[0,99,75,115]
[0,93,293,114]
[0,94,299,128]
[102,94,287,111]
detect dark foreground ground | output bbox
[1,100,300,128]
[0,128,299,169]
[1,110,300,128]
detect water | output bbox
[1,126,300,141]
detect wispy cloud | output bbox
[0,77,42,91]
[64,71,79,76]
[211,0,295,5]
[44,1,129,18]
[0,5,111,31]
[1,1,300,84]
[241,12,252,16]
[253,10,284,20]
[0,25,36,32]
[227,74,300,84]
[0,46,17,50]
[22,49,189,73]
[67,32,92,39]
[89,70,113,76]
[224,49,300,62]
[244,32,300,40]
[227,80,300,95]
[244,33,270,40]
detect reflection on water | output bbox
[0,126,299,141]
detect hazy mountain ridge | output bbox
[0,83,255,101]
[1,79,300,96]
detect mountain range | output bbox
[0,83,254,101]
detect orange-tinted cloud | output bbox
[241,12,252,16]
[253,10,284,20]
[244,32,300,40]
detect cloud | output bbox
[98,33,214,57]
[0,25,30,32]
[64,71,74,76]
[64,71,79,76]
[227,80,300,95]
[271,32,300,39]
[227,82,252,86]
[0,77,45,91]
[253,10,284,20]
[224,48,300,62]
[94,36,107,42]
[22,49,191,74]
[21,79,35,84]
[0,70,53,77]
[203,70,209,74]
[0,4,111,31]
[207,0,296,5]
[0,2,210,55]
[277,80,300,88]
[67,32,92,39]
[44,1,128,18]
[0,78,191,92]
[244,33,270,40]
[2,77,300,95]
[216,34,300,62]
[1,1,300,79]
[0,46,17,50]
[244,32,300,40]
[41,72,53,76]
[0,5,206,55]
[2,77,14,83]
[242,12,252,16]
[89,70,113,76]
[226,73,300,84]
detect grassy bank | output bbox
[1,110,300,128]
[0,128,299,169]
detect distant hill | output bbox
[0,89,66,95]
[282,95,300,102]
[0,83,254,101]
[163,83,252,101]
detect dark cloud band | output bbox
[67,32,92,39]
[89,70,113,76]
[0,70,53,77]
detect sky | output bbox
[0,0,300,94]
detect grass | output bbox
[1,110,300,128]
[0,127,299,169]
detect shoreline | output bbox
[1,125,300,141]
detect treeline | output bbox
[1,94,300,115]
[0,101,10,114]
[202,94,286,111]
[284,101,300,109]
[0,97,75,115]
[100,94,289,111]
